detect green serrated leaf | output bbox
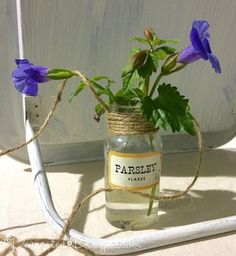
[155,84,196,134]
[137,54,156,78]
[179,112,196,135]
[157,84,189,114]
[141,96,155,121]
[141,84,196,135]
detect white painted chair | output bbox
[1,0,236,255]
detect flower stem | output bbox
[149,73,163,98]
[72,70,110,112]
[147,186,156,216]
[143,75,150,96]
[147,134,157,216]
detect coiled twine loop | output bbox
[107,112,158,135]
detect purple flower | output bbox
[177,20,221,73]
[12,59,49,96]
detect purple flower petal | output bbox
[177,20,221,74]
[177,46,202,64]
[208,53,221,73]
[12,59,49,96]
[192,20,210,40]
[202,38,212,54]
[190,28,205,52]
[22,84,38,96]
[33,66,50,83]
[12,69,27,81]
[15,59,32,71]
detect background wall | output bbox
[1,0,236,163]
[0,0,26,161]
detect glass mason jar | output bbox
[104,104,162,230]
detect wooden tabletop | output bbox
[0,148,236,255]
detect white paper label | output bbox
[108,151,161,190]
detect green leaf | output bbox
[89,76,115,101]
[153,46,176,61]
[121,64,133,78]
[141,84,196,135]
[128,47,140,59]
[156,84,188,115]
[157,46,176,55]
[114,88,139,105]
[155,38,180,45]
[92,76,111,81]
[141,96,155,121]
[69,82,86,102]
[129,37,149,44]
[137,54,156,78]
[122,68,140,91]
[149,51,160,70]
[121,47,142,90]
[94,103,106,122]
[90,76,114,88]
[155,49,168,60]
[179,112,196,135]
[95,103,106,115]
[131,88,144,99]
[47,69,74,80]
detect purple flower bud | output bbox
[12,59,49,96]
[177,20,221,73]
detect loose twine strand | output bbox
[0,79,68,157]
[0,73,203,256]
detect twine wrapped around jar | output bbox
[107,111,158,135]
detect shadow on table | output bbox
[156,189,236,229]
[43,160,104,233]
[163,149,236,177]
[23,149,236,237]
[98,188,236,238]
